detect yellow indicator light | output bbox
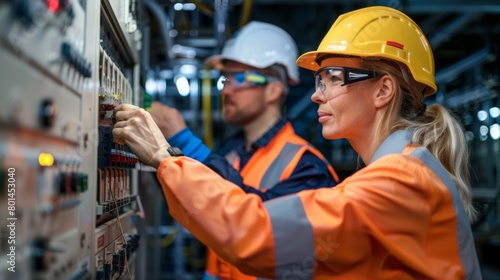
[39,153,54,167]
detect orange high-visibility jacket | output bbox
[157,130,481,279]
[224,122,338,189]
[205,122,338,279]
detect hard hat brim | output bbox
[204,54,227,70]
[296,51,322,72]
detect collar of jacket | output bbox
[370,130,413,164]
[254,117,288,148]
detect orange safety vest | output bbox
[158,130,481,279]
[205,122,338,280]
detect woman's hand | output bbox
[113,103,171,169]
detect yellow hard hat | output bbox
[297,6,437,96]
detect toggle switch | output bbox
[39,99,57,128]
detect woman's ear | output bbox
[373,75,395,108]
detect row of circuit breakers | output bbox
[0,0,143,279]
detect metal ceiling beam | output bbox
[418,14,447,34]
[288,88,315,120]
[435,48,493,85]
[407,6,500,13]
[252,0,367,4]
[444,85,493,109]
[252,0,500,13]
[400,1,500,13]
[429,12,480,49]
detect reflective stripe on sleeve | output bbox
[410,147,481,279]
[260,143,303,189]
[264,194,315,279]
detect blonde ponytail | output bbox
[363,59,478,222]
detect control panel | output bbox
[0,0,142,279]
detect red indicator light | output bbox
[46,0,60,12]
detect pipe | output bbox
[143,0,175,66]
[213,0,229,54]
[202,65,213,148]
[187,0,215,17]
[239,0,254,28]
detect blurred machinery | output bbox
[0,0,142,279]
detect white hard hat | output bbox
[206,21,300,85]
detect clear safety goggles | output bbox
[218,70,278,91]
[314,66,383,93]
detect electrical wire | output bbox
[109,170,133,280]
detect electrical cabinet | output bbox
[0,0,142,279]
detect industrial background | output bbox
[0,0,498,279]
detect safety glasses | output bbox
[314,66,383,93]
[219,70,278,91]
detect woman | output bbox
[113,6,481,279]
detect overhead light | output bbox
[490,107,500,118]
[145,78,166,95]
[490,124,500,140]
[184,3,196,10]
[479,125,488,136]
[146,78,157,94]
[171,44,196,58]
[465,131,474,142]
[157,80,166,94]
[169,29,178,38]
[175,75,190,96]
[179,64,197,75]
[173,3,183,11]
[477,110,488,121]
[174,3,196,11]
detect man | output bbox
[150,21,338,280]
